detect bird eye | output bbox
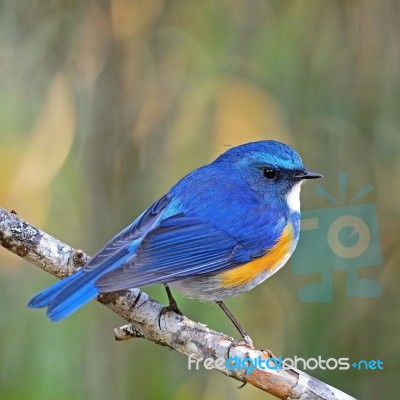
[263,167,278,180]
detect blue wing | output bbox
[27,193,248,321]
[95,213,245,291]
[82,193,171,272]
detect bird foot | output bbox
[164,302,183,316]
[232,334,254,349]
[158,302,183,330]
[262,348,276,359]
[227,335,255,358]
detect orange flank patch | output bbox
[220,224,294,287]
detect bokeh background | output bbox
[0,1,399,399]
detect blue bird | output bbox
[28,140,322,343]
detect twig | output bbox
[0,207,356,400]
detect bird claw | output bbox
[164,303,183,316]
[227,335,255,358]
[158,303,183,330]
[262,348,276,359]
[233,335,254,349]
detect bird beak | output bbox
[295,170,323,180]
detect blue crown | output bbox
[215,140,304,170]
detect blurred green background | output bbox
[0,1,399,399]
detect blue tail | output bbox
[28,269,101,322]
[28,270,85,308]
[28,252,132,322]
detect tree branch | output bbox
[0,207,356,400]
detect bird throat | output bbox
[286,182,303,212]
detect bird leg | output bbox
[216,300,254,348]
[163,284,183,315]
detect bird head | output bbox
[214,140,322,212]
